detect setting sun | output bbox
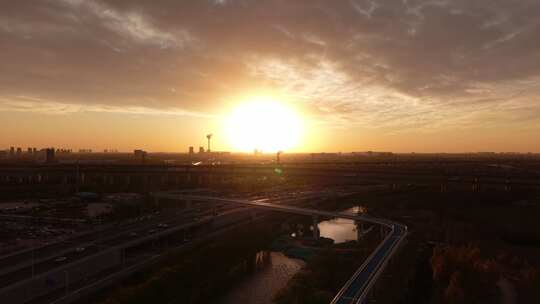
[224,97,303,153]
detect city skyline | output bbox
[2,1,540,153]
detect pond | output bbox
[318,206,366,244]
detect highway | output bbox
[0,190,290,285]
[2,162,539,191]
[0,191,319,299]
[156,194,408,304]
[1,190,405,304]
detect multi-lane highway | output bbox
[0,191,327,304]
[1,190,405,304]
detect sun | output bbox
[224,97,303,153]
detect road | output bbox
[0,204,236,287]
[331,224,407,304]
[1,190,405,304]
[0,191,312,292]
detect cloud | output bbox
[0,96,212,118]
[0,0,539,132]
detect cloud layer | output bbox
[1,0,540,132]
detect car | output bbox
[129,232,138,237]
[148,229,157,234]
[75,247,85,253]
[55,256,68,263]
[157,223,169,228]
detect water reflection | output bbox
[220,251,305,304]
[318,217,358,244]
[317,206,366,244]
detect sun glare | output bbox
[224,97,302,153]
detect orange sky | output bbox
[1,1,539,153]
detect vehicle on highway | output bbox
[55,256,68,263]
[129,232,138,237]
[75,247,85,253]
[157,223,169,228]
[148,229,157,234]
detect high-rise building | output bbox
[199,146,205,154]
[16,147,22,157]
[189,146,194,155]
[27,147,33,155]
[45,148,56,163]
[9,147,15,158]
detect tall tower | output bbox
[206,134,213,153]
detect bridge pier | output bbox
[312,215,320,240]
[472,178,481,192]
[505,178,511,191]
[355,220,364,241]
[440,183,447,192]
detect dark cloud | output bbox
[1,0,539,129]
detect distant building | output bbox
[352,151,394,157]
[27,147,33,155]
[45,148,56,163]
[134,149,147,163]
[9,147,14,158]
[189,146,194,155]
[16,147,22,157]
[199,146,205,154]
[310,152,341,160]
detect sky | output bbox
[1,0,540,153]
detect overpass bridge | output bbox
[153,193,408,304]
[1,163,539,195]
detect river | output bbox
[219,251,305,304]
[219,206,363,303]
